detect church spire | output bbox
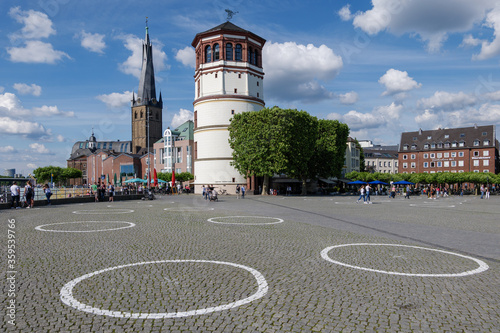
[137,17,157,106]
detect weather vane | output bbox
[225,9,238,21]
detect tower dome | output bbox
[88,129,97,152]
[191,22,266,193]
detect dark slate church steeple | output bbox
[131,19,163,154]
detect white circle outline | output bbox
[163,207,214,212]
[60,260,268,319]
[35,221,136,233]
[321,243,489,277]
[72,209,134,214]
[207,216,284,225]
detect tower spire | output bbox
[137,17,156,106]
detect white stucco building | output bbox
[191,22,266,193]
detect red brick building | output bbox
[398,125,499,174]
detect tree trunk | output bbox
[301,178,307,196]
[262,174,270,195]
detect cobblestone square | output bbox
[2,194,499,332]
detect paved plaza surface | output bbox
[2,193,499,332]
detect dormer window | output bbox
[437,143,443,148]
[444,142,450,148]
[403,145,409,151]
[483,140,490,146]
[424,143,429,149]
[452,141,457,147]
[459,141,465,147]
[411,144,417,150]
[474,140,480,146]
[431,143,436,149]
[427,136,432,139]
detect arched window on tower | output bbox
[254,49,260,67]
[235,44,242,61]
[140,111,143,118]
[134,112,137,119]
[226,43,233,61]
[205,45,211,63]
[248,47,253,63]
[213,44,220,61]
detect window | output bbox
[451,152,456,157]
[430,153,435,158]
[483,140,490,146]
[473,151,479,157]
[459,152,464,157]
[482,131,487,136]
[234,88,237,93]
[424,144,429,149]
[459,141,465,147]
[254,50,260,66]
[226,43,233,60]
[411,154,415,159]
[452,142,457,147]
[205,45,211,62]
[231,110,235,115]
[444,161,449,167]
[483,160,489,166]
[215,73,217,78]
[384,161,387,167]
[257,81,260,86]
[430,162,435,167]
[474,140,479,146]
[109,143,112,150]
[257,93,260,97]
[411,144,417,150]
[437,161,442,167]
[403,145,409,150]
[458,160,464,167]
[431,143,436,149]
[483,151,489,156]
[444,142,450,148]
[235,44,242,61]
[411,162,416,168]
[213,44,220,61]
[444,134,449,138]
[248,47,253,63]
[427,136,432,139]
[437,143,443,148]
[437,153,442,158]
[444,153,449,158]
[403,163,408,168]
[403,154,407,160]
[451,161,456,167]
[424,162,428,168]
[460,133,465,138]
[413,137,417,140]
[423,153,428,159]
[134,112,137,119]
[388,162,391,167]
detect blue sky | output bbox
[1,0,500,175]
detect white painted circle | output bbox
[321,243,489,277]
[72,209,134,214]
[35,221,136,233]
[207,216,284,225]
[164,207,214,212]
[60,260,268,319]
[409,204,455,208]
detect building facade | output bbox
[364,147,399,174]
[398,125,499,174]
[342,137,361,177]
[153,120,194,174]
[191,22,266,193]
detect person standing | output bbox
[405,185,411,199]
[390,185,396,199]
[43,184,52,205]
[108,182,114,202]
[235,184,240,199]
[480,184,485,199]
[10,181,20,209]
[202,185,207,199]
[91,182,98,202]
[365,184,371,204]
[241,185,246,199]
[485,187,490,199]
[24,180,34,208]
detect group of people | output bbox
[90,182,115,202]
[10,181,53,209]
[356,184,373,204]
[480,184,490,199]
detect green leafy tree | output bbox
[313,119,350,179]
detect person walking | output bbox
[405,185,411,199]
[108,182,115,202]
[485,187,490,199]
[10,181,20,209]
[91,182,98,202]
[480,184,485,199]
[365,184,371,204]
[390,185,396,199]
[236,184,240,199]
[241,185,246,199]
[357,185,366,203]
[43,184,52,205]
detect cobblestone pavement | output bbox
[2,194,499,332]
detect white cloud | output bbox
[29,143,50,154]
[415,109,440,128]
[175,46,196,68]
[473,5,500,60]
[57,134,65,142]
[338,5,353,21]
[78,30,106,54]
[118,34,168,79]
[338,91,359,105]
[13,83,42,96]
[379,69,421,96]
[32,105,75,117]
[447,103,500,127]
[484,90,500,100]
[27,163,37,169]
[96,91,133,108]
[327,102,403,130]
[417,91,477,111]
[461,34,483,47]
[0,146,17,153]
[349,0,497,52]
[9,7,55,40]
[171,109,193,128]
[7,40,70,64]
[0,116,51,138]
[263,42,343,102]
